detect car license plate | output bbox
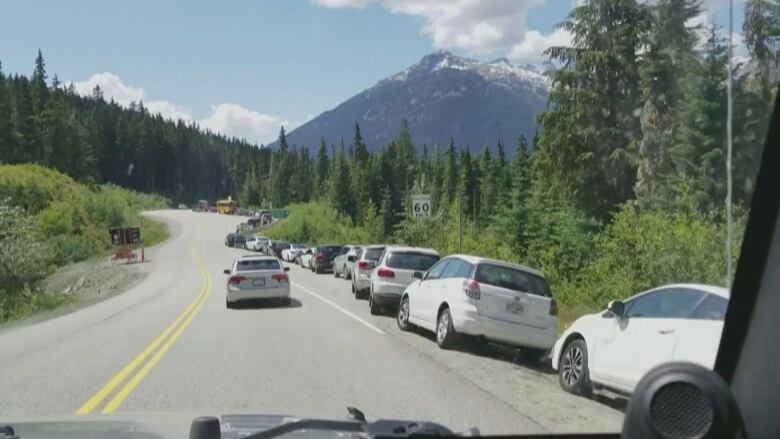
[505,302,523,314]
[252,279,266,286]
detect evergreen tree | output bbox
[352,122,369,164]
[0,62,17,163]
[537,0,649,220]
[379,185,395,237]
[479,146,497,220]
[443,138,459,202]
[330,145,355,218]
[315,138,330,198]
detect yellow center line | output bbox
[76,227,212,415]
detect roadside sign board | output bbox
[411,194,431,218]
[273,209,289,219]
[109,227,141,245]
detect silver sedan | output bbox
[224,256,291,308]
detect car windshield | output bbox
[385,252,440,271]
[236,259,282,271]
[475,264,552,298]
[364,248,385,260]
[0,0,773,436]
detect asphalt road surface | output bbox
[0,210,625,435]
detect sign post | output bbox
[411,194,431,219]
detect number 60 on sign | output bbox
[411,194,431,218]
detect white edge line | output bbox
[291,282,386,335]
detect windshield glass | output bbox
[476,264,552,298]
[236,259,282,271]
[0,0,774,435]
[385,252,440,271]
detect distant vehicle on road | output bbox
[271,241,291,259]
[369,247,440,315]
[333,245,362,279]
[224,255,291,308]
[178,203,188,209]
[194,199,209,211]
[397,255,558,359]
[245,236,268,252]
[311,245,342,274]
[225,233,238,247]
[551,283,729,397]
[282,243,308,262]
[351,245,385,297]
[217,198,239,214]
[300,247,316,268]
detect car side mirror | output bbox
[284,267,290,272]
[223,269,231,275]
[608,300,625,319]
[347,255,356,262]
[413,271,423,279]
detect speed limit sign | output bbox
[411,194,431,218]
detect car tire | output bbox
[369,287,380,315]
[226,297,234,309]
[559,339,592,396]
[315,265,321,274]
[397,296,412,331]
[520,347,548,365]
[351,282,356,296]
[334,266,340,278]
[436,308,459,349]
[345,267,351,280]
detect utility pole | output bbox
[458,191,463,253]
[726,0,734,289]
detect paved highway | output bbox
[0,210,624,435]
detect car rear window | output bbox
[293,244,307,249]
[236,259,281,271]
[385,252,440,271]
[364,248,385,260]
[275,242,290,248]
[475,264,552,297]
[320,246,341,255]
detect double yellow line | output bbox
[76,227,212,415]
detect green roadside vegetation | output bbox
[263,201,744,331]
[0,164,170,322]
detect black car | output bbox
[271,241,291,258]
[225,233,238,247]
[233,234,247,248]
[312,245,343,274]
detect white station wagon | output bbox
[397,254,559,361]
[551,283,729,397]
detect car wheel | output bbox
[315,265,321,274]
[351,282,356,296]
[226,297,234,309]
[520,347,548,365]
[369,287,380,315]
[559,339,592,396]
[334,266,340,278]
[436,308,459,349]
[345,267,351,280]
[397,296,412,331]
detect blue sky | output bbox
[0,0,739,145]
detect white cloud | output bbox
[508,28,572,61]
[316,0,544,55]
[71,72,144,106]
[69,73,289,145]
[200,103,292,146]
[145,100,194,124]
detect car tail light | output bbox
[271,273,289,283]
[358,261,370,270]
[377,268,395,278]
[462,279,480,300]
[549,298,558,316]
[229,276,246,285]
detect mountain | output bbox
[272,51,550,153]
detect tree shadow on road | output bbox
[228,298,303,310]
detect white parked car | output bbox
[333,245,362,279]
[224,256,291,308]
[301,247,317,270]
[369,246,440,315]
[245,236,268,252]
[397,255,558,360]
[281,243,308,262]
[351,245,386,297]
[551,283,729,397]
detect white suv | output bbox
[397,255,558,360]
[369,246,440,315]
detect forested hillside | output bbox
[0,52,270,202]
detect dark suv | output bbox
[312,245,343,274]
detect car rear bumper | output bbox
[353,272,372,291]
[450,307,558,349]
[227,286,290,302]
[372,292,403,306]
